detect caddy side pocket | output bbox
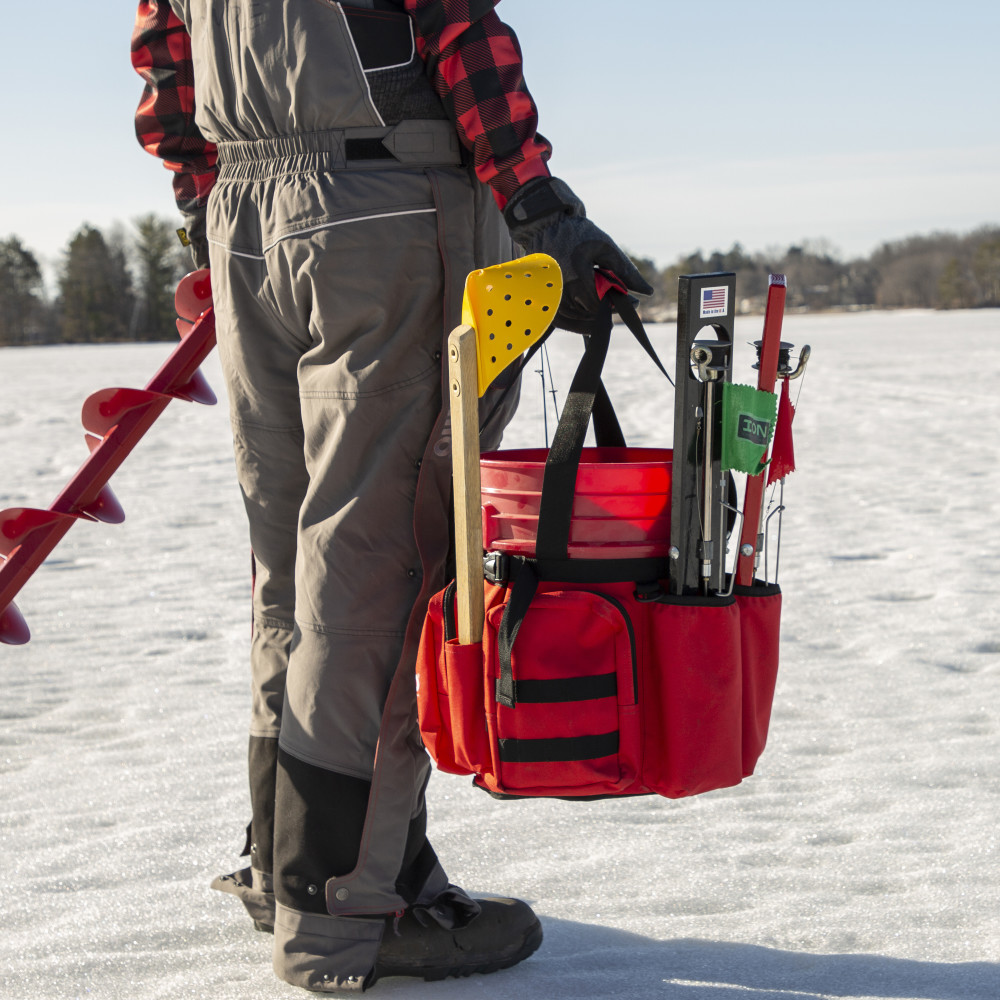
[733,583,782,776]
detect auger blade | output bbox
[170,368,217,406]
[0,507,76,559]
[0,600,30,646]
[82,387,169,440]
[0,508,77,634]
[73,484,126,524]
[175,268,213,323]
[146,308,216,398]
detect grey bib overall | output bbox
[166,0,516,989]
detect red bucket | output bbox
[480,447,672,559]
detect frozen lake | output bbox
[1,307,998,999]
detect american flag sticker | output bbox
[700,285,729,318]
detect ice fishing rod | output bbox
[758,342,810,585]
[0,271,216,645]
[536,360,548,445]
[535,342,561,448]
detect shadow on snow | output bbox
[376,918,997,999]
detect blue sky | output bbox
[2,0,996,277]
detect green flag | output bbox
[720,382,778,475]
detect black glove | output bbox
[503,176,653,333]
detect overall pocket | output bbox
[484,586,641,796]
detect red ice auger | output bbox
[0,271,216,645]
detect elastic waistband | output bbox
[216,120,462,179]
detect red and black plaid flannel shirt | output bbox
[405,0,552,204]
[131,0,552,223]
[131,1,217,236]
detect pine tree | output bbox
[0,236,48,345]
[58,225,135,343]
[972,236,1000,306]
[132,214,186,340]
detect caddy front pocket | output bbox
[483,587,641,796]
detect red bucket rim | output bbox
[481,446,673,469]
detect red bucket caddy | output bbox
[416,282,783,800]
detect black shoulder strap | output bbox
[533,294,670,562]
[607,290,673,385]
[495,560,540,709]
[534,307,614,562]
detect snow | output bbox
[1,308,998,1000]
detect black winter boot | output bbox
[372,894,542,984]
[210,866,276,932]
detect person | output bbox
[132,0,651,992]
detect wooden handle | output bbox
[448,325,484,644]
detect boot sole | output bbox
[374,917,542,983]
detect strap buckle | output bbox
[483,551,511,585]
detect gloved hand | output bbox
[503,176,653,333]
[179,211,210,270]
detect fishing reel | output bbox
[752,340,811,381]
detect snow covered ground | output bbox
[1,308,998,1000]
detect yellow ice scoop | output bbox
[461,253,563,397]
[449,254,562,643]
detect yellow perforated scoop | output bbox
[461,253,562,396]
[448,253,562,644]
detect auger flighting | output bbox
[0,272,216,646]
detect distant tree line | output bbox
[2,220,998,346]
[0,216,189,346]
[633,225,1000,319]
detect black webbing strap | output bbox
[591,377,626,447]
[606,289,673,384]
[493,552,669,586]
[535,306,615,563]
[509,672,617,704]
[495,560,540,708]
[498,731,620,763]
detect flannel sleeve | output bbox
[404,0,551,207]
[131,1,217,239]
